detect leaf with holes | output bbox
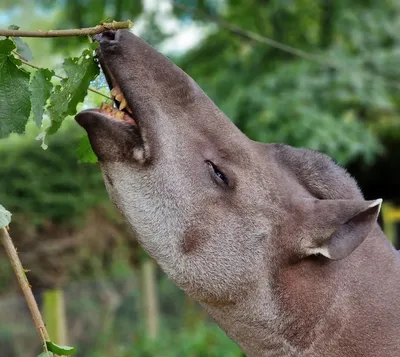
[46,45,99,135]
[0,39,31,138]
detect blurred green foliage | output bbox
[0,270,243,357]
[175,0,400,165]
[123,323,242,357]
[0,123,107,226]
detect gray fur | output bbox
[76,30,400,356]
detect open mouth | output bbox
[97,86,136,127]
[76,62,147,162]
[77,29,177,162]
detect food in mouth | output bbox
[99,87,136,126]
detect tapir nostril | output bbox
[102,30,117,41]
[93,30,120,43]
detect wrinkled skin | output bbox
[76,30,400,357]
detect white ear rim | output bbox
[368,198,382,214]
[306,199,383,260]
[306,246,332,259]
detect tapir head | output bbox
[76,30,381,305]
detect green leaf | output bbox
[89,41,99,51]
[0,204,12,229]
[13,37,33,61]
[0,38,16,59]
[47,48,99,135]
[8,24,19,30]
[45,341,76,356]
[37,352,53,357]
[0,39,31,138]
[76,134,98,163]
[30,68,54,127]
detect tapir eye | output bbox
[206,160,229,186]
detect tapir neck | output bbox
[202,226,400,357]
[202,286,295,357]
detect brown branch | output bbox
[0,21,133,38]
[0,228,51,342]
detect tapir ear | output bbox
[302,198,382,260]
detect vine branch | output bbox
[0,21,133,38]
[0,228,51,343]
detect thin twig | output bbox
[12,51,111,100]
[0,228,50,342]
[0,21,133,38]
[12,49,28,62]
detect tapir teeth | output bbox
[100,102,113,113]
[110,87,119,98]
[119,98,127,111]
[98,101,135,125]
[110,87,131,112]
[114,111,124,120]
[100,102,114,114]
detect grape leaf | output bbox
[76,134,98,163]
[0,204,12,229]
[0,39,15,59]
[47,46,99,134]
[45,341,76,356]
[0,39,31,138]
[30,68,54,127]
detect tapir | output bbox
[76,30,400,357]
